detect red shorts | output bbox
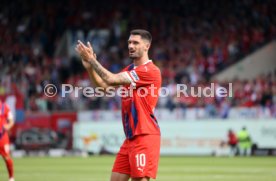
[0,144,10,157]
[112,134,160,179]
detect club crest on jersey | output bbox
[130,70,139,81]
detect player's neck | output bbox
[133,55,150,66]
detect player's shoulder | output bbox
[147,61,161,74]
[153,62,161,71]
[139,61,160,72]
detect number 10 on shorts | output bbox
[135,153,146,167]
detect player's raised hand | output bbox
[75,40,97,67]
[3,124,11,131]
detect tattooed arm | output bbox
[75,40,131,87]
[86,65,110,89]
[87,58,131,86]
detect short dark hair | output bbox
[130,29,152,43]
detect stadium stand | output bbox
[0,0,275,118]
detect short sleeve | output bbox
[123,67,160,88]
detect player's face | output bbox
[128,35,150,59]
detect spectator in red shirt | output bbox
[227,129,238,156]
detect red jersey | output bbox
[121,60,161,139]
[0,101,12,146]
[228,132,237,145]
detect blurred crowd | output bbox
[0,0,276,117]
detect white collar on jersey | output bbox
[134,60,152,69]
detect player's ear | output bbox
[145,42,151,51]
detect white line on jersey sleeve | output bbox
[123,72,136,88]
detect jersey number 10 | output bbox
[135,153,146,167]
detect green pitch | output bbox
[0,156,275,181]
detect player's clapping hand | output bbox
[3,124,10,131]
[75,40,97,69]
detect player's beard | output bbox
[129,49,143,59]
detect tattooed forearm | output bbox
[116,74,130,84]
[88,59,130,85]
[89,59,111,82]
